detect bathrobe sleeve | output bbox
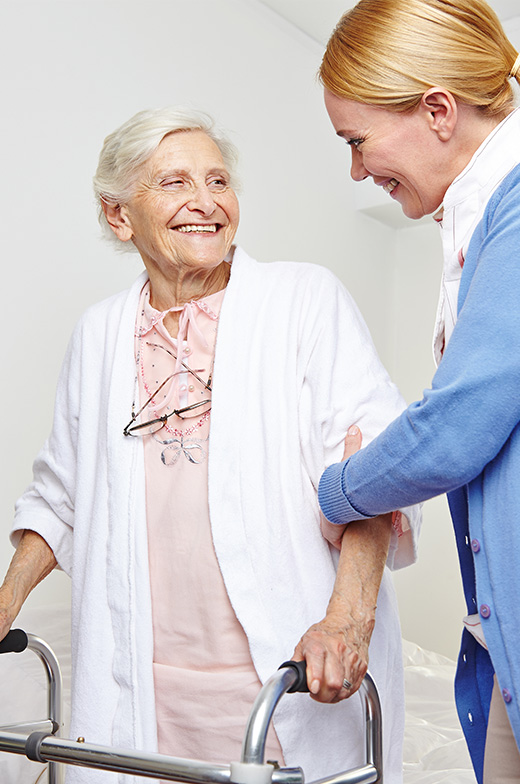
[297,265,420,569]
[11,324,83,575]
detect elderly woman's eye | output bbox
[208,177,228,190]
[347,138,364,149]
[161,178,185,188]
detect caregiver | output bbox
[0,106,419,783]
[317,1,520,783]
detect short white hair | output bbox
[93,107,240,250]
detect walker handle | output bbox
[278,660,309,692]
[0,629,29,654]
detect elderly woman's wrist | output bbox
[325,593,377,631]
[0,582,22,624]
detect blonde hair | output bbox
[320,0,519,116]
[93,107,239,250]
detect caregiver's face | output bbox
[324,89,449,220]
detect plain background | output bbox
[2,0,520,660]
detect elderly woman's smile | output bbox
[107,129,240,305]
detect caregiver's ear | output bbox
[420,87,458,142]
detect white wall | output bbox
[3,0,517,661]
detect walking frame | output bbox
[0,629,383,783]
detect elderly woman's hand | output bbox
[294,507,393,703]
[321,425,363,549]
[292,610,369,702]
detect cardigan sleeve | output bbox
[298,266,421,569]
[319,173,520,524]
[11,321,83,575]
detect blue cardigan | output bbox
[319,164,520,783]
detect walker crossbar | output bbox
[0,630,383,784]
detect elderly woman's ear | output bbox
[101,200,134,242]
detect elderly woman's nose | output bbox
[186,183,217,214]
[350,150,370,182]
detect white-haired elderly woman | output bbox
[0,107,420,784]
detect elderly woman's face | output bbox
[324,90,453,220]
[119,130,239,274]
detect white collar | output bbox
[442,107,520,260]
[433,108,520,364]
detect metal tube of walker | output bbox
[0,730,303,784]
[240,666,383,784]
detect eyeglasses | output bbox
[123,343,212,437]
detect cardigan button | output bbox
[502,689,513,704]
[480,604,491,619]
[471,539,481,553]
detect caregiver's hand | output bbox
[320,425,363,550]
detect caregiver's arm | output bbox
[0,530,57,641]
[293,512,392,703]
[320,182,520,524]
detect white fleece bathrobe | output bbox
[13,247,420,783]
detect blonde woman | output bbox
[317,1,520,782]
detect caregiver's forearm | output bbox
[0,530,57,639]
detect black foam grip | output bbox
[278,660,309,693]
[0,629,28,654]
[26,731,49,763]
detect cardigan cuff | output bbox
[318,461,373,525]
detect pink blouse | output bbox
[135,281,284,772]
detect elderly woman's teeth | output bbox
[175,224,217,233]
[383,178,399,194]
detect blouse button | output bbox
[471,539,481,553]
[188,385,195,392]
[480,604,491,619]
[502,689,513,704]
[184,346,191,355]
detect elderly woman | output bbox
[0,107,419,783]
[317,1,520,782]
